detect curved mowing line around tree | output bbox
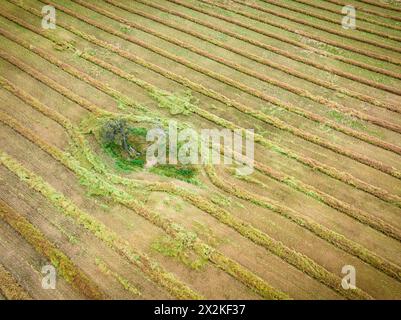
[325,0,401,22]
[286,0,401,32]
[0,150,204,300]
[2,9,400,210]
[0,200,105,300]
[0,120,369,300]
[6,12,401,206]
[73,0,401,155]
[248,0,401,47]
[0,66,399,294]
[252,0,401,42]
[2,20,400,212]
[158,0,401,84]
[2,52,400,281]
[197,0,401,64]
[0,263,32,300]
[5,5,401,183]
[3,46,401,282]
[1,30,398,290]
[104,0,401,114]
[0,84,291,300]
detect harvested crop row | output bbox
[0,121,367,300]
[159,0,401,84]
[7,6,401,182]
[246,0,401,48]
[357,0,401,12]
[75,0,401,157]
[198,0,401,64]
[325,0,401,22]
[253,0,401,42]
[105,0,401,114]
[291,0,401,31]
[0,149,203,300]
[0,263,31,300]
[95,258,141,297]
[0,200,105,299]
[204,166,401,281]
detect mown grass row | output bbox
[0,149,203,300]
[7,5,401,193]
[358,0,401,12]
[0,200,105,299]
[94,258,141,297]
[291,0,401,31]
[255,0,401,41]
[106,0,401,114]
[244,0,401,49]
[160,0,401,83]
[198,0,401,64]
[0,114,368,300]
[4,15,400,216]
[0,263,31,300]
[325,0,401,22]
[0,84,290,300]
[78,0,401,157]
[204,166,401,281]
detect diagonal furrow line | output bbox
[107,0,401,114]
[0,150,204,300]
[204,165,401,282]
[289,0,401,32]
[325,0,401,22]
[0,263,32,300]
[356,0,401,12]
[250,0,401,47]
[0,200,105,299]
[252,0,401,42]
[158,0,401,84]
[198,0,401,64]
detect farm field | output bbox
[0,0,400,300]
